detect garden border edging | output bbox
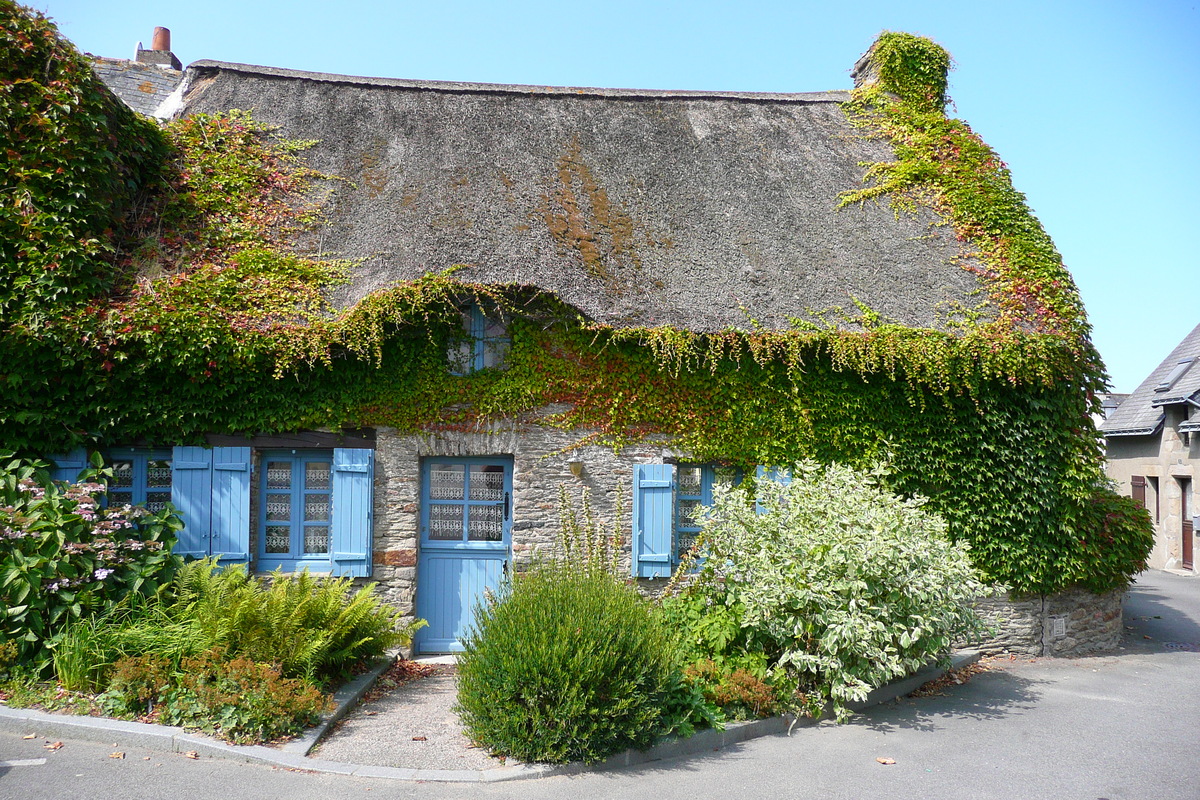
[0,650,981,782]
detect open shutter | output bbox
[171,446,213,559]
[1131,475,1147,508]
[756,465,792,513]
[49,448,88,483]
[331,448,373,577]
[632,463,674,578]
[211,447,250,563]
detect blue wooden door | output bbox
[416,457,512,653]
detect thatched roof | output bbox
[1103,322,1200,437]
[170,60,986,332]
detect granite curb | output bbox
[0,650,981,783]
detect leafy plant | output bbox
[160,649,331,744]
[0,454,183,671]
[96,653,173,717]
[688,461,989,722]
[169,559,421,684]
[52,602,206,692]
[554,483,624,576]
[455,562,683,764]
[683,660,780,720]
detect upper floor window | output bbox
[106,447,172,511]
[449,302,510,374]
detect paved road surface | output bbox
[1,569,1196,800]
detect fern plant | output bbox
[168,560,420,683]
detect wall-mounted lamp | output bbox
[567,456,584,478]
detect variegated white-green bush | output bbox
[690,461,989,722]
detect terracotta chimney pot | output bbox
[151,26,171,52]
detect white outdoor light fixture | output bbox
[567,456,584,478]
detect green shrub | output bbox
[661,592,785,720]
[455,562,681,764]
[160,649,331,744]
[0,454,183,671]
[687,460,989,722]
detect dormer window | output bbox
[449,302,510,374]
[1155,358,1194,393]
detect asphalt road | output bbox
[2,569,1197,800]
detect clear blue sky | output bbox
[37,0,1199,393]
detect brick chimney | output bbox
[135,26,182,71]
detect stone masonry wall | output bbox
[969,588,1125,656]
[369,413,664,626]
[365,417,1126,658]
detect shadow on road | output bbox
[854,665,1048,734]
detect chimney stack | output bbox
[136,26,182,71]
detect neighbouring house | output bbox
[6,9,1150,657]
[87,26,183,118]
[1102,323,1200,572]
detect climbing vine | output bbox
[0,7,1151,595]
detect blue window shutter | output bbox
[211,447,250,563]
[755,465,792,513]
[49,448,88,483]
[171,446,213,560]
[331,448,373,577]
[632,464,674,579]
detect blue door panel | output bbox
[416,552,506,653]
[416,457,512,654]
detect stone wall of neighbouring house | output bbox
[369,415,661,624]
[968,588,1125,656]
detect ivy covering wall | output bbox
[0,7,1151,595]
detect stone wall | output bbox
[364,420,1126,658]
[969,588,1125,657]
[369,415,661,625]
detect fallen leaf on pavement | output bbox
[363,711,378,716]
[44,741,63,751]
[22,734,35,739]
[183,751,199,759]
[412,736,427,741]
[876,757,896,765]
[109,752,125,759]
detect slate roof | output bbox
[168,60,990,333]
[1102,322,1200,437]
[90,57,182,118]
